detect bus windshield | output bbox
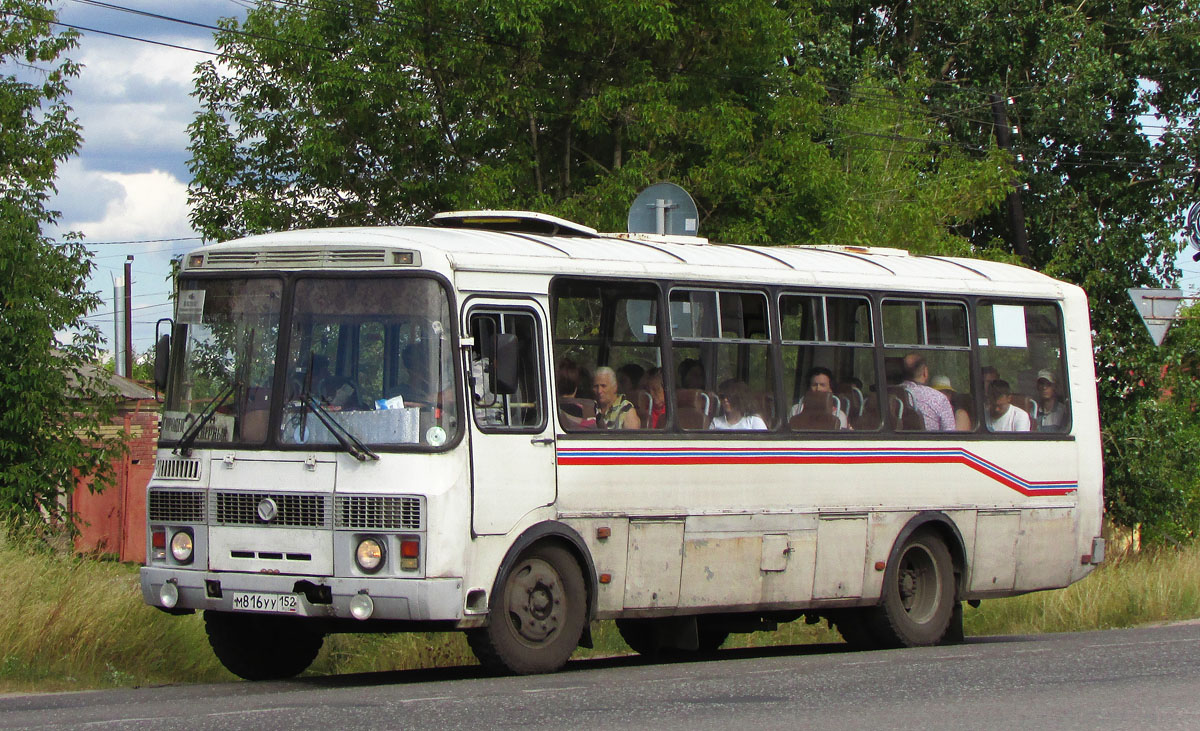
[162,275,458,450]
[163,277,283,446]
[278,277,458,449]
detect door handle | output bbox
[530,437,555,446]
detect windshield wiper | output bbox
[175,379,238,456]
[299,396,379,462]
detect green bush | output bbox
[1102,397,1200,543]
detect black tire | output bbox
[866,530,956,648]
[467,544,587,674]
[204,610,324,680]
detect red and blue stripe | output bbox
[556,445,1077,497]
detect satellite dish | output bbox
[1187,200,1200,252]
[627,183,700,236]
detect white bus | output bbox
[142,211,1103,678]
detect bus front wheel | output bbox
[468,544,587,674]
[204,610,324,680]
[867,530,956,647]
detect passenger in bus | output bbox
[711,380,768,431]
[617,363,645,399]
[789,367,849,429]
[678,358,706,390]
[1035,370,1069,432]
[309,354,359,410]
[931,375,974,431]
[981,365,1000,392]
[556,357,582,398]
[592,366,641,429]
[901,354,956,431]
[556,357,596,428]
[986,380,1031,432]
[639,367,668,428]
[397,343,437,404]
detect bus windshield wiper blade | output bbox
[302,396,379,462]
[175,379,238,456]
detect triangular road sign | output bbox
[1127,288,1182,346]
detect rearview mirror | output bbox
[154,334,170,391]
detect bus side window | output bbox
[551,279,665,432]
[469,310,546,431]
[781,294,877,432]
[881,298,971,433]
[977,301,1070,434]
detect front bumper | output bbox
[140,566,464,622]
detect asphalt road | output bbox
[3,623,1200,730]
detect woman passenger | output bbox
[710,380,768,431]
[640,367,667,428]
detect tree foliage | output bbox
[0,0,124,526]
[187,0,1009,249]
[188,1,1200,536]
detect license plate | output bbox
[231,592,299,614]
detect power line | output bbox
[73,236,202,246]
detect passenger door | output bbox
[465,302,556,535]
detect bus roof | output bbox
[188,215,1068,297]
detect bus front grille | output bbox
[335,495,423,530]
[148,489,206,523]
[212,492,330,528]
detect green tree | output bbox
[0,0,124,526]
[818,0,1200,534]
[187,0,1009,247]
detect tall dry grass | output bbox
[3,528,1199,692]
[0,530,227,692]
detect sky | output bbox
[30,0,1200,360]
[46,0,249,359]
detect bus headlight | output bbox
[355,538,385,573]
[170,530,194,564]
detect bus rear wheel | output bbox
[468,544,587,674]
[204,610,324,680]
[867,530,956,647]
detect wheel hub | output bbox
[505,559,562,643]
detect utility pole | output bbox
[990,94,1031,266]
[124,255,134,379]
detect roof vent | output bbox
[430,210,599,237]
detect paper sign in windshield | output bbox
[177,290,206,325]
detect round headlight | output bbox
[170,530,194,563]
[355,538,385,573]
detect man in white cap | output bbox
[1035,369,1069,431]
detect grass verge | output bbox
[2,535,1196,693]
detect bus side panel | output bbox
[561,518,630,614]
[813,514,868,599]
[625,520,684,609]
[1016,507,1076,589]
[679,513,818,608]
[970,510,1020,593]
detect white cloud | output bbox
[67,169,193,241]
